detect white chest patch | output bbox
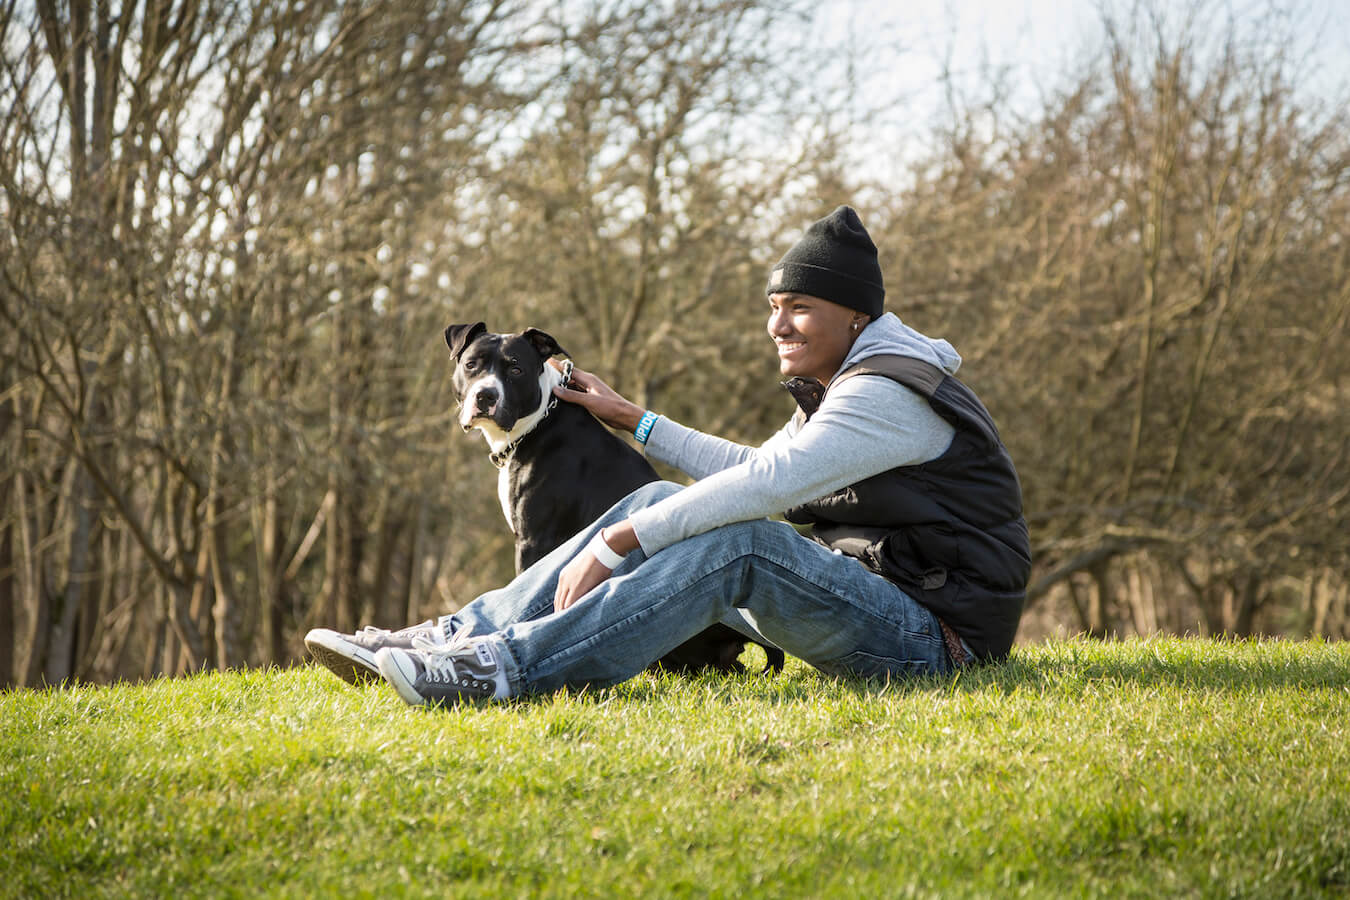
[497,467,514,534]
[474,364,567,535]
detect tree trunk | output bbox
[208,330,240,670]
[172,572,208,673]
[337,494,364,631]
[1231,574,1262,637]
[0,515,14,688]
[0,381,14,686]
[73,526,114,680]
[44,466,93,685]
[16,460,48,687]
[256,482,285,666]
[144,584,168,681]
[1087,562,1112,639]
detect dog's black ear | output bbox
[521,328,568,360]
[444,322,487,360]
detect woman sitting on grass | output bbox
[305,206,1031,704]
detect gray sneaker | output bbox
[375,635,508,706]
[304,620,445,684]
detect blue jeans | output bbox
[449,482,952,695]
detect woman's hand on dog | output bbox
[551,362,644,433]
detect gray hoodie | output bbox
[628,313,961,556]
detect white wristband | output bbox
[587,531,626,570]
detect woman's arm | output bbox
[552,361,792,478]
[627,375,955,556]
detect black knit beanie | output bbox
[766,205,884,318]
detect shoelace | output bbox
[409,631,480,685]
[359,622,435,642]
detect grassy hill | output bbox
[3,637,1348,898]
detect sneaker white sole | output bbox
[304,629,380,684]
[375,648,428,706]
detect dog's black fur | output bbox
[446,322,784,675]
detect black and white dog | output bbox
[445,322,784,675]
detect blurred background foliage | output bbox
[2,0,1347,685]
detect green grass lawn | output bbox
[3,637,1349,898]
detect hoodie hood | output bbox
[834,312,961,381]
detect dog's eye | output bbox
[509,365,523,377]
[463,359,477,372]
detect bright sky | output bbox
[819,0,1350,122]
[800,0,1349,183]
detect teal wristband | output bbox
[634,410,660,445]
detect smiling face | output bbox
[767,292,869,384]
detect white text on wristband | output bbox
[634,410,660,445]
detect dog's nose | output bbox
[474,387,498,414]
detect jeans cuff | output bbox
[492,633,525,695]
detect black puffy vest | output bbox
[783,355,1031,660]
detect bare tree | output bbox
[872,0,1349,638]
[1,0,530,682]
[2,0,842,684]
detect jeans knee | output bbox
[619,480,683,513]
[721,517,799,557]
